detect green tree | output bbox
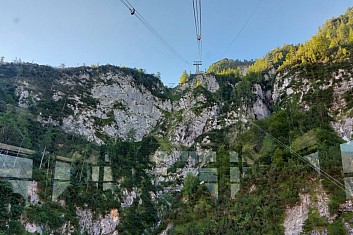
[349,28,353,44]
[179,70,189,84]
[127,128,136,142]
[183,173,199,203]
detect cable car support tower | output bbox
[192,0,203,74]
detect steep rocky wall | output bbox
[16,69,172,144]
[172,102,220,146]
[272,67,353,141]
[61,74,172,143]
[284,193,311,235]
[169,74,272,146]
[14,63,353,146]
[284,182,334,235]
[252,83,271,119]
[14,67,274,147]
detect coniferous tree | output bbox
[179,70,189,84]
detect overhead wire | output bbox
[117,1,348,193]
[119,0,130,9]
[223,0,264,58]
[192,0,202,61]
[119,0,190,64]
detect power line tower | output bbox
[193,61,202,74]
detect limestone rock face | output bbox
[13,63,353,145]
[34,70,172,144]
[272,67,353,141]
[178,74,220,93]
[272,72,292,102]
[172,104,220,147]
[8,66,276,148]
[168,74,272,146]
[329,70,353,141]
[252,84,271,119]
[14,67,232,146]
[61,75,172,143]
[121,188,138,208]
[16,81,41,108]
[284,193,311,235]
[197,74,220,92]
[76,208,120,235]
[25,223,42,234]
[284,183,332,235]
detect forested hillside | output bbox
[0,6,353,235]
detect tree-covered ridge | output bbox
[246,7,353,74]
[281,7,353,67]
[206,58,253,76]
[246,45,295,74]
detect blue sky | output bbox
[1,1,352,85]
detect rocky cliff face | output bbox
[59,74,172,143]
[170,75,221,146]
[284,182,332,235]
[12,67,273,147]
[7,61,283,149]
[12,66,172,144]
[2,59,353,234]
[272,66,353,141]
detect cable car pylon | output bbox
[192,0,203,74]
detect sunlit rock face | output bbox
[61,74,172,143]
[272,68,353,141]
[14,69,271,146]
[15,67,171,144]
[76,208,120,235]
[13,62,353,144]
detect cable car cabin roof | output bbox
[55,156,76,163]
[0,142,35,157]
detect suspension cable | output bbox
[192,0,202,60]
[223,0,264,57]
[119,0,190,64]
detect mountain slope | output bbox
[1,6,353,235]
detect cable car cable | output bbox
[223,0,264,57]
[192,0,202,60]
[119,0,190,64]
